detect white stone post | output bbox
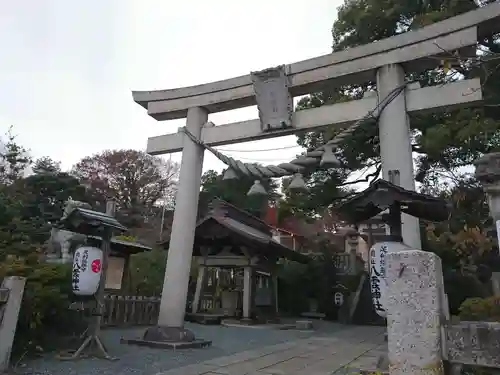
[386,250,444,375]
[158,106,208,327]
[376,64,421,249]
[191,265,206,314]
[0,276,26,372]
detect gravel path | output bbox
[20,321,349,375]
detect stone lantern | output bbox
[474,153,500,240]
[474,152,500,294]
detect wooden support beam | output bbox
[147,78,482,155]
[195,256,260,267]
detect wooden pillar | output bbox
[242,266,254,320]
[272,275,279,315]
[121,255,131,294]
[87,200,115,337]
[191,265,206,314]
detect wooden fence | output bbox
[71,295,161,327]
[101,295,161,327]
[199,295,216,313]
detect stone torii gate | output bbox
[130,3,500,346]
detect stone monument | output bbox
[386,250,445,375]
[47,199,92,263]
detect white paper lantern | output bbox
[369,240,412,318]
[72,246,103,296]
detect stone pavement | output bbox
[154,325,386,375]
[21,322,385,375]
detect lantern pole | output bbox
[92,200,116,356]
[58,199,117,361]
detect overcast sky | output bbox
[0,0,342,173]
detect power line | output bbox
[227,155,293,163]
[182,81,408,178]
[217,144,301,153]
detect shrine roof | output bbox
[200,217,309,263]
[88,236,152,255]
[57,207,151,255]
[207,199,274,236]
[335,179,450,224]
[162,199,310,264]
[59,207,128,234]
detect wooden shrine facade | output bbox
[164,199,310,321]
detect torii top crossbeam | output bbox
[134,2,500,155]
[134,2,500,121]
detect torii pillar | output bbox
[141,107,209,345]
[377,64,421,249]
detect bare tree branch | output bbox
[337,164,382,188]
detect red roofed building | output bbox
[262,203,388,269]
[262,204,322,252]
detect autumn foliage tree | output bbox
[71,149,179,226]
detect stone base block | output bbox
[120,325,211,350]
[343,352,389,375]
[264,316,281,324]
[377,353,389,371]
[359,370,389,375]
[300,311,326,320]
[295,320,313,330]
[120,338,211,349]
[239,318,257,325]
[185,313,223,325]
[143,325,194,342]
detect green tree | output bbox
[199,169,279,218]
[14,167,88,244]
[331,0,480,51]
[0,126,32,185]
[32,156,61,175]
[440,177,490,233]
[128,247,168,296]
[0,129,40,258]
[0,185,40,260]
[332,0,500,176]
[286,0,500,218]
[421,175,492,266]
